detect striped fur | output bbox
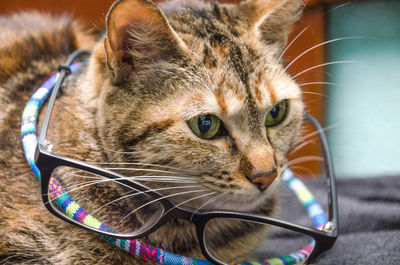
[1,0,304,264]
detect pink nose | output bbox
[247,169,278,192]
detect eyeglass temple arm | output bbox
[304,112,338,230]
[37,50,89,147]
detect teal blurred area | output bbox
[326,0,400,178]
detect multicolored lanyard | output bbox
[21,60,328,265]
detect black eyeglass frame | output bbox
[34,50,338,265]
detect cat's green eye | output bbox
[189,114,221,139]
[265,100,288,127]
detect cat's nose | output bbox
[247,169,278,192]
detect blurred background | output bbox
[326,1,400,178]
[1,0,399,179]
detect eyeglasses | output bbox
[31,50,338,265]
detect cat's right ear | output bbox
[104,0,188,81]
[233,0,303,51]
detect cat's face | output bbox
[95,0,304,212]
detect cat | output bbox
[0,0,304,264]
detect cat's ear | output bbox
[236,0,303,48]
[104,0,187,80]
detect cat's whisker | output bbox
[270,26,310,80]
[328,2,351,13]
[64,179,105,190]
[292,60,358,80]
[119,189,207,223]
[273,2,356,81]
[127,178,196,183]
[136,180,196,185]
[298,81,342,88]
[272,24,311,79]
[268,26,311,82]
[44,178,127,198]
[288,156,324,167]
[277,1,352,69]
[270,4,362,86]
[124,175,196,179]
[281,36,365,76]
[191,73,213,93]
[301,91,327,97]
[44,174,198,200]
[164,191,217,216]
[91,185,202,215]
[90,189,142,215]
[189,50,214,88]
[288,165,316,177]
[59,171,102,180]
[124,175,197,184]
[190,192,227,221]
[277,26,310,65]
[127,177,197,183]
[193,75,213,94]
[104,167,196,177]
[200,69,213,91]
[63,166,197,181]
[288,139,316,155]
[44,175,199,206]
[61,169,196,183]
[91,161,197,174]
[63,175,197,192]
[298,123,338,143]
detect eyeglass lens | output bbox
[48,166,164,236]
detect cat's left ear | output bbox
[104,0,188,81]
[234,0,303,49]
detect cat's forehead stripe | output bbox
[266,80,277,105]
[212,77,279,115]
[252,70,278,107]
[120,118,178,149]
[214,88,228,114]
[254,81,263,105]
[200,30,278,108]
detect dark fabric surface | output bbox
[276,175,400,265]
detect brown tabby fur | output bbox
[0,0,304,264]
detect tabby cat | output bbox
[0,0,304,264]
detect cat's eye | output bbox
[265,100,288,127]
[189,114,221,139]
